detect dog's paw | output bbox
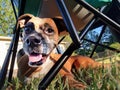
[67,78,86,89]
[63,74,86,89]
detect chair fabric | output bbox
[85,0,112,8]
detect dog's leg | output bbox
[60,70,86,89]
[17,55,29,82]
[72,55,110,69]
[17,54,39,83]
[50,53,86,89]
[50,53,110,89]
[62,73,86,89]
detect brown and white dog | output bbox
[17,14,109,89]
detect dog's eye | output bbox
[44,28,54,35]
[24,27,32,34]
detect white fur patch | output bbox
[29,56,54,78]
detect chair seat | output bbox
[19,0,94,31]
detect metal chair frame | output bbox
[0,0,120,90]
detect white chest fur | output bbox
[31,57,54,78]
[24,57,54,83]
[40,57,54,75]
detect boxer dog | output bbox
[17,14,109,89]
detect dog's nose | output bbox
[26,36,41,46]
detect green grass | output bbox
[73,64,120,90]
[4,54,120,90]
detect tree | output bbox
[75,26,119,56]
[0,0,16,36]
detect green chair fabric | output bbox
[18,0,42,16]
[85,0,112,8]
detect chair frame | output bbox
[0,0,120,90]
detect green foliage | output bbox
[4,54,120,90]
[4,62,120,90]
[74,26,118,55]
[0,0,16,36]
[110,42,120,50]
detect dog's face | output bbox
[18,14,67,67]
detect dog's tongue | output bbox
[29,54,42,62]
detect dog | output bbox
[17,14,109,89]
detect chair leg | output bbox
[8,27,20,83]
[90,25,106,58]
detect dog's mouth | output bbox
[28,52,48,67]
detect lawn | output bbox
[4,54,120,90]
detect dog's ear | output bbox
[52,18,68,35]
[18,14,34,28]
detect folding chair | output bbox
[0,0,120,90]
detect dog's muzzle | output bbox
[23,35,50,67]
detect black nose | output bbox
[26,36,41,46]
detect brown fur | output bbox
[17,14,110,89]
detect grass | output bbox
[73,64,120,90]
[3,54,120,90]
